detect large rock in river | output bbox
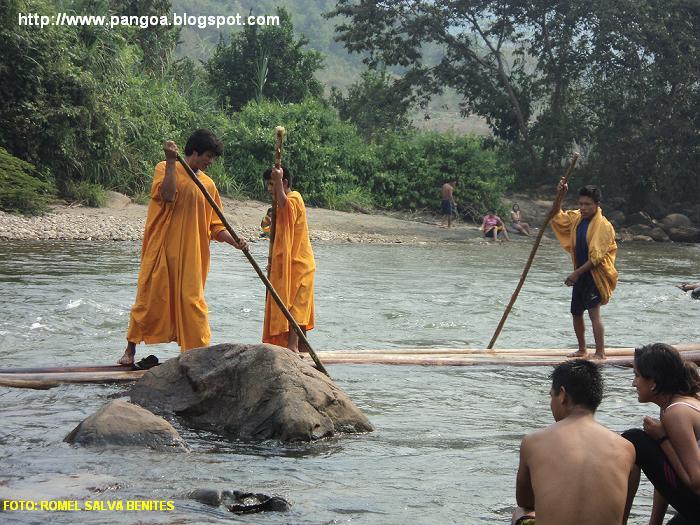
[129,344,374,442]
[64,400,189,451]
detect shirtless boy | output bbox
[441,179,457,228]
[513,359,636,525]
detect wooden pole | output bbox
[176,153,330,377]
[267,126,285,278]
[487,152,580,350]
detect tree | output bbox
[328,0,600,181]
[328,0,700,204]
[109,0,180,74]
[330,66,414,141]
[206,8,324,111]
[583,0,700,206]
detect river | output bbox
[1,239,699,523]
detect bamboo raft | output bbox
[2,344,699,389]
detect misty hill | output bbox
[171,0,487,133]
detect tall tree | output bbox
[206,8,324,111]
[330,66,414,140]
[328,0,599,180]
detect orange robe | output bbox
[127,161,226,350]
[263,191,316,346]
[550,207,618,305]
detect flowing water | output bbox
[1,239,699,524]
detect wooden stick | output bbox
[267,127,285,278]
[487,152,580,349]
[176,153,330,377]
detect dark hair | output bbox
[551,359,603,411]
[262,166,293,189]
[578,185,601,204]
[185,129,224,156]
[634,343,700,396]
[512,203,520,211]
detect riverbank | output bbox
[2,190,699,244]
[0,192,497,245]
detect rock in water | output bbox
[130,344,374,442]
[64,400,189,451]
[188,488,291,513]
[692,288,700,300]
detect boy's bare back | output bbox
[519,415,635,525]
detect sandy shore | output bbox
[0,192,503,245]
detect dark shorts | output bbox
[570,272,601,316]
[441,199,453,215]
[622,428,700,522]
[483,227,498,237]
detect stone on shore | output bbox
[627,224,652,236]
[129,344,374,442]
[626,211,654,227]
[663,226,700,243]
[648,227,671,243]
[660,213,692,229]
[104,190,131,210]
[64,400,189,451]
[606,210,626,229]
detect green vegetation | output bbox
[1,0,696,218]
[329,0,700,205]
[330,66,414,141]
[0,148,55,215]
[206,7,324,111]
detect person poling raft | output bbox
[550,181,618,360]
[262,164,316,353]
[117,128,328,376]
[119,130,248,366]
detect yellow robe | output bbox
[550,207,618,304]
[127,161,226,350]
[263,191,316,346]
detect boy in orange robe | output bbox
[119,129,247,365]
[262,166,316,352]
[549,180,618,360]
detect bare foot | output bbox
[567,350,588,358]
[118,344,136,366]
[591,353,606,360]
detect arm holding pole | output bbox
[486,153,580,350]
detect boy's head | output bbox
[184,129,223,171]
[263,166,293,193]
[577,185,601,220]
[549,359,603,420]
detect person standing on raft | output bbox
[119,130,248,365]
[550,181,618,360]
[262,166,316,353]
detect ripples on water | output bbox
[1,239,699,523]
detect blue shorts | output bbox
[441,199,453,215]
[571,272,602,315]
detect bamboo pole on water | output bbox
[176,153,330,377]
[487,152,580,350]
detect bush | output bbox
[220,98,377,208]
[368,131,513,220]
[0,148,55,215]
[62,180,106,208]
